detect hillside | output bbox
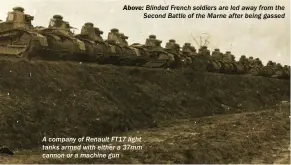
[0,59,289,163]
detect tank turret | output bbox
[13,7,24,13]
[0,7,34,30]
[212,48,223,61]
[149,34,156,39]
[107,28,122,44]
[78,22,104,42]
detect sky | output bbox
[0,0,290,65]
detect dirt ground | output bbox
[0,103,289,164]
[0,59,290,163]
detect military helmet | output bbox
[249,56,253,59]
[184,43,191,46]
[214,48,220,51]
[53,15,63,20]
[226,51,231,54]
[111,28,119,32]
[169,39,175,43]
[255,58,260,60]
[241,55,246,58]
[13,7,24,12]
[85,22,94,27]
[201,46,207,49]
[149,35,156,39]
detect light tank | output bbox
[34,15,87,61]
[0,7,48,59]
[164,39,189,68]
[141,35,176,68]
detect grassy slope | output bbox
[0,59,289,151]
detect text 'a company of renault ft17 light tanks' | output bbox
[0,7,289,80]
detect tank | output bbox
[34,15,87,61]
[141,35,176,68]
[0,7,49,59]
[164,39,189,68]
[74,23,121,63]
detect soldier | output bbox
[222,51,234,63]
[211,48,223,61]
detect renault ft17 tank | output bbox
[0,7,48,59]
[206,50,247,74]
[141,35,176,68]
[33,15,87,61]
[74,23,118,63]
[181,42,196,61]
[164,39,189,68]
[113,30,150,66]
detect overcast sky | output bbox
[0,0,290,65]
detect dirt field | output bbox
[0,59,290,163]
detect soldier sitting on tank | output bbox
[107,28,122,45]
[211,48,223,61]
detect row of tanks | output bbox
[0,7,289,80]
